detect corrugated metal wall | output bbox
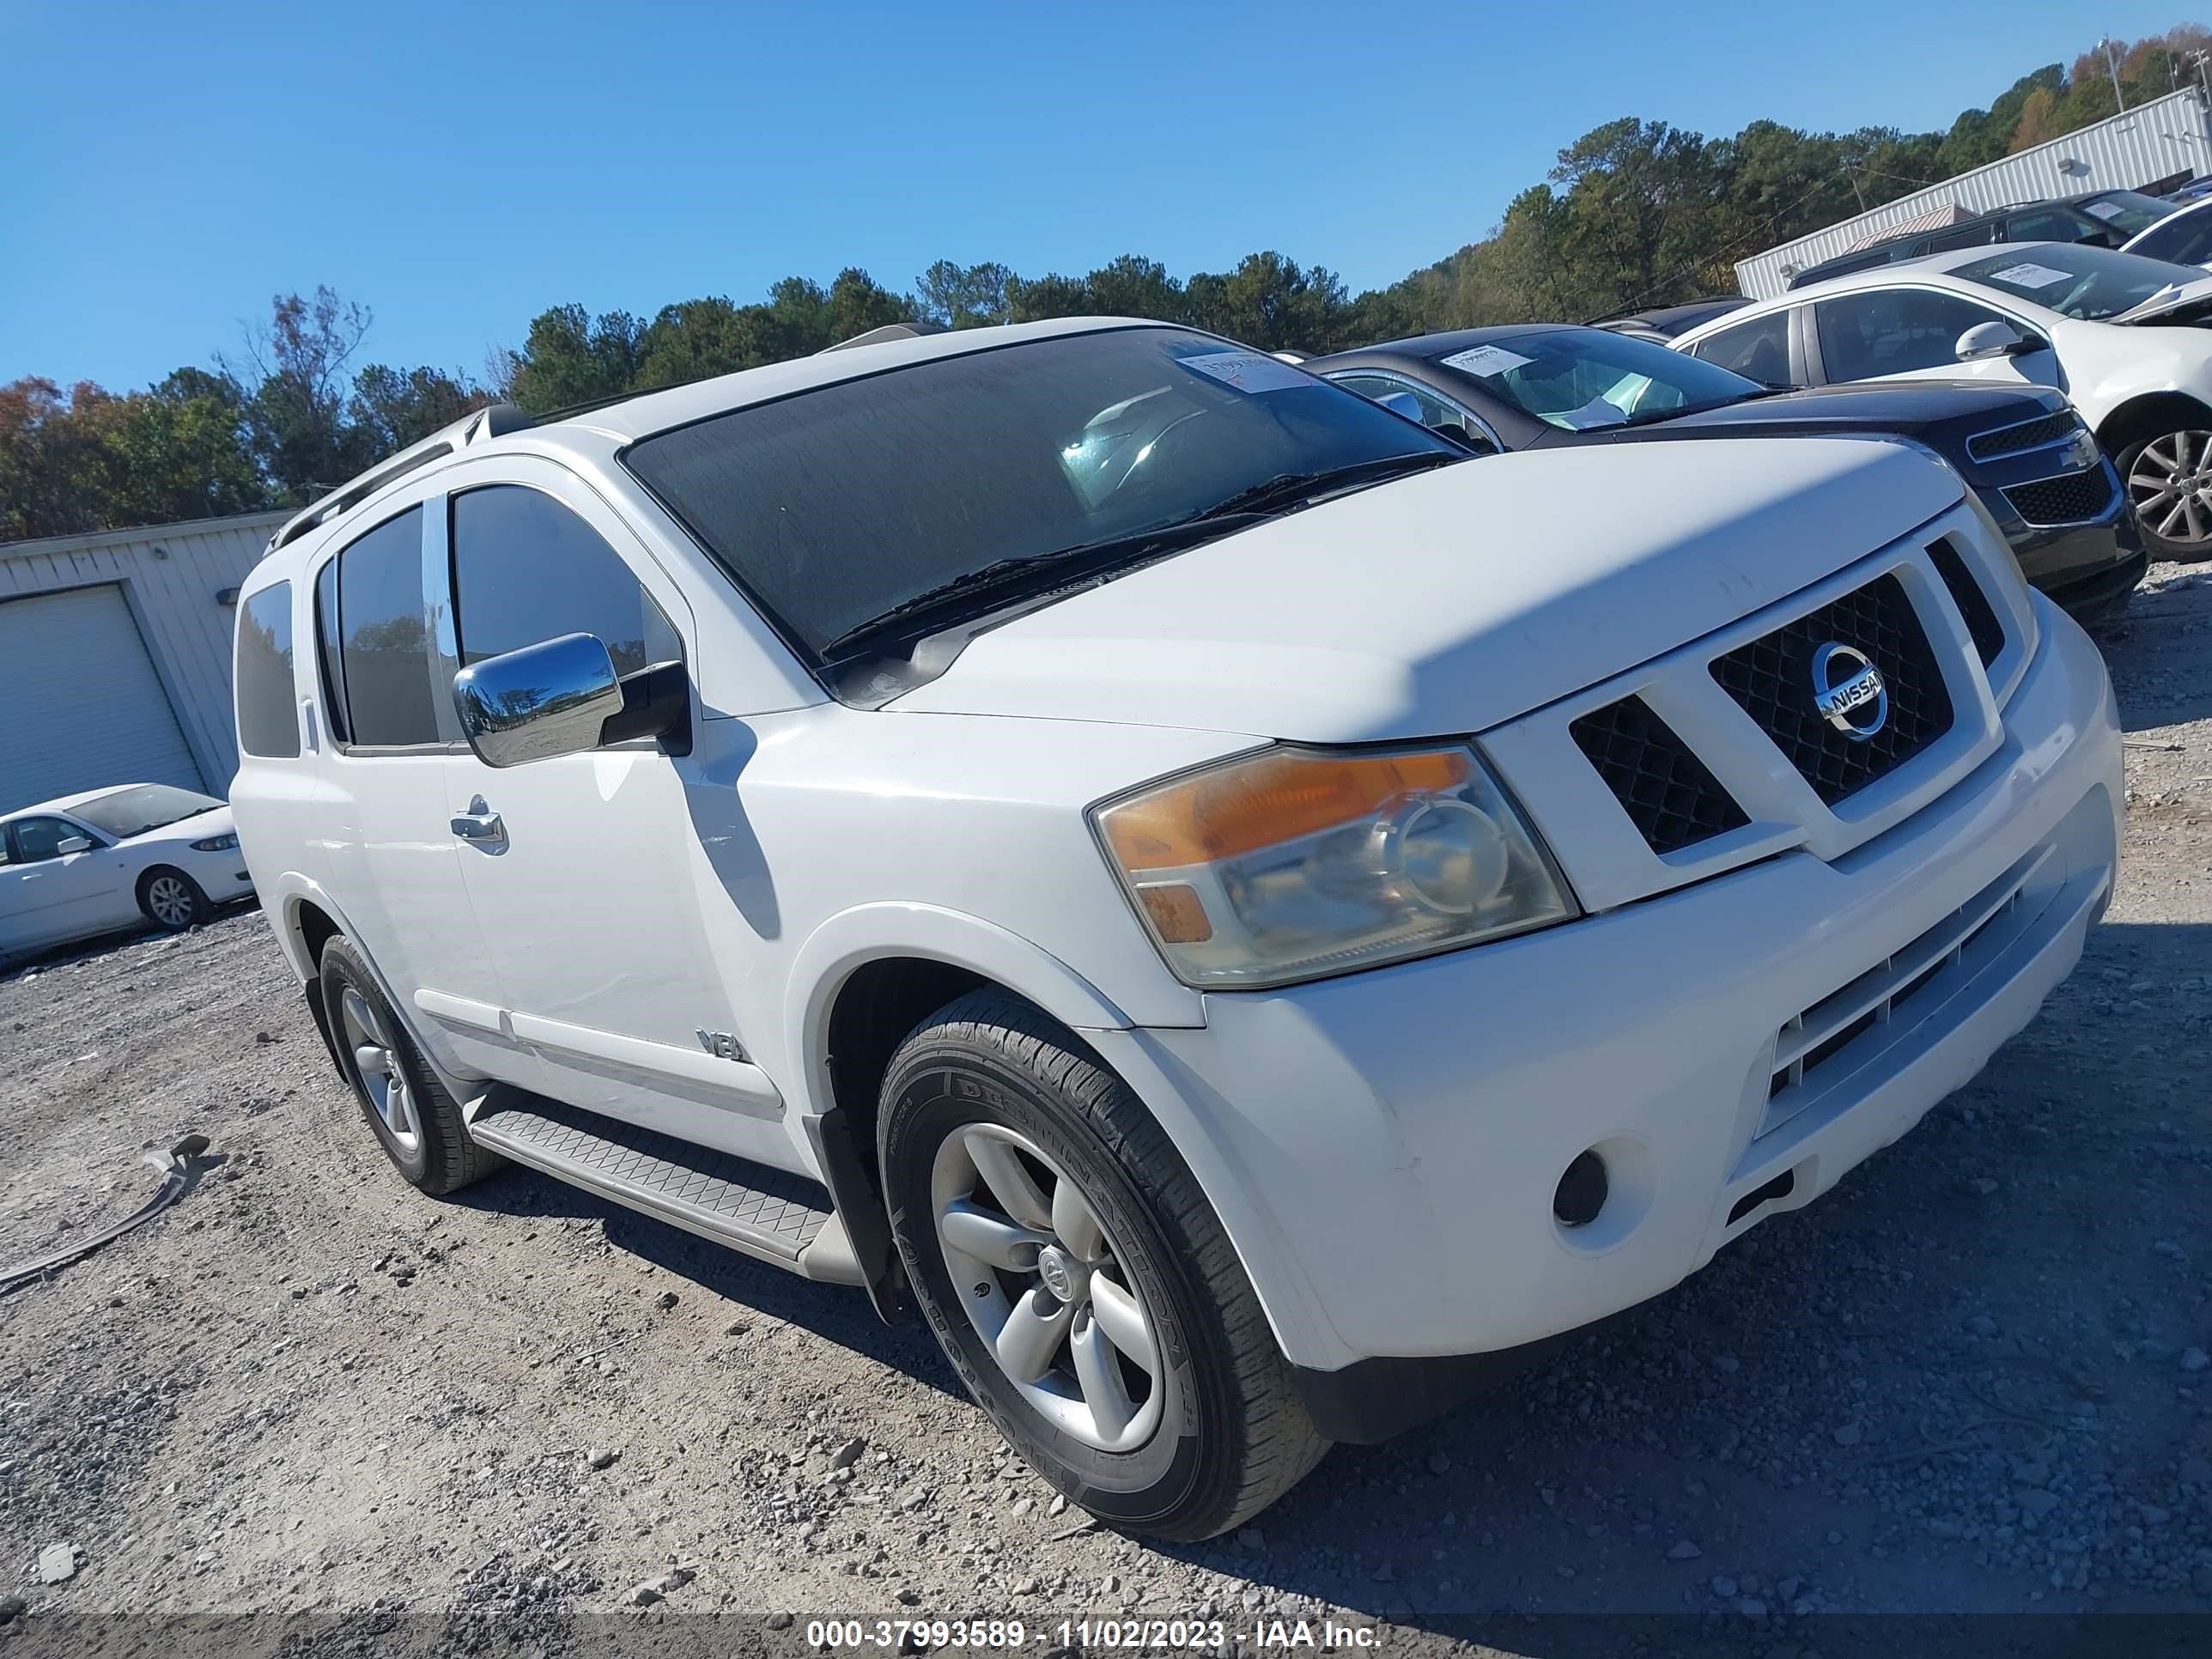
[0,510,288,794]
[1735,88,2212,298]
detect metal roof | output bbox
[1735,87,2212,299]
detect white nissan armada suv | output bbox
[231,318,2121,1540]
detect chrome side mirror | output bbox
[1956,320,2030,362]
[1375,389,1425,422]
[453,633,623,769]
[54,836,93,855]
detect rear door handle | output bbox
[450,797,506,844]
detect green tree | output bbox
[349,364,488,455]
[506,302,647,414]
[915,260,1015,329]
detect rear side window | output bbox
[313,557,349,744]
[234,583,301,758]
[1685,312,1791,386]
[335,507,441,748]
[449,486,681,676]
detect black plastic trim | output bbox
[805,1108,908,1323]
[1291,1317,1619,1443]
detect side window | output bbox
[336,507,441,748]
[1686,312,1791,386]
[234,583,301,759]
[1327,374,1500,454]
[313,557,349,744]
[1923,222,1997,253]
[2008,210,2100,246]
[450,486,681,677]
[9,817,77,863]
[1815,289,2011,381]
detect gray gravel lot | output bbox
[2,564,2209,1659]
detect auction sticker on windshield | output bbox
[1178,350,1313,394]
[1439,343,1534,379]
[1986,262,2073,290]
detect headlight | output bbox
[1092,744,1577,988]
[190,833,239,852]
[2061,427,2100,471]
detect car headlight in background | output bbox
[190,833,239,852]
[2061,426,2100,472]
[1092,744,1577,988]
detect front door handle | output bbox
[450,797,506,844]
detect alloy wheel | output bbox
[930,1123,1170,1453]
[338,987,419,1153]
[2126,428,2212,549]
[146,876,195,929]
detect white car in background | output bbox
[1673,242,2212,562]
[2121,196,2212,270]
[0,784,255,960]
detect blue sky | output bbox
[2,1,2198,391]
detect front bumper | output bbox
[1089,606,2119,1420]
[1978,463,2146,620]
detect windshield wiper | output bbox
[1198,451,1456,518]
[817,512,1273,659]
[817,452,1457,661]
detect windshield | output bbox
[70,784,222,840]
[623,327,1455,660]
[1428,329,1763,430]
[1954,244,2209,320]
[2075,190,2177,238]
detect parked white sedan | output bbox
[1672,241,2212,561]
[0,784,256,960]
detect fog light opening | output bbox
[1553,1149,1609,1228]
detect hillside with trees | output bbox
[5,27,2207,543]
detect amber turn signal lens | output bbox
[1102,749,1471,872]
[1137,883,1212,943]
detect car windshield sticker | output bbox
[2081,201,2125,222]
[1439,344,1534,378]
[1177,350,1313,394]
[1987,262,2073,289]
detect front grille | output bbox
[2003,468,2115,526]
[1966,410,2079,462]
[1570,696,1748,854]
[1926,538,2005,667]
[1710,574,1953,806]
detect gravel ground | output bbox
[2,563,2209,1659]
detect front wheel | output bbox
[879,990,1328,1540]
[2119,427,2212,562]
[137,867,211,932]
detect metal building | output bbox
[0,509,288,812]
[1735,87,2212,298]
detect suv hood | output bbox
[889,437,1965,743]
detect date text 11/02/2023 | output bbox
[803,1619,1386,1650]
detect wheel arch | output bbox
[2094,389,2212,456]
[787,904,1156,1321]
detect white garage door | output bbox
[0,584,205,811]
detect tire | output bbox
[318,934,499,1195]
[879,989,1328,1540]
[2116,428,2212,563]
[137,867,212,932]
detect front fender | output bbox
[781,901,1203,1123]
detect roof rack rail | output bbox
[266,401,535,553]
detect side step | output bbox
[468,1094,862,1285]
